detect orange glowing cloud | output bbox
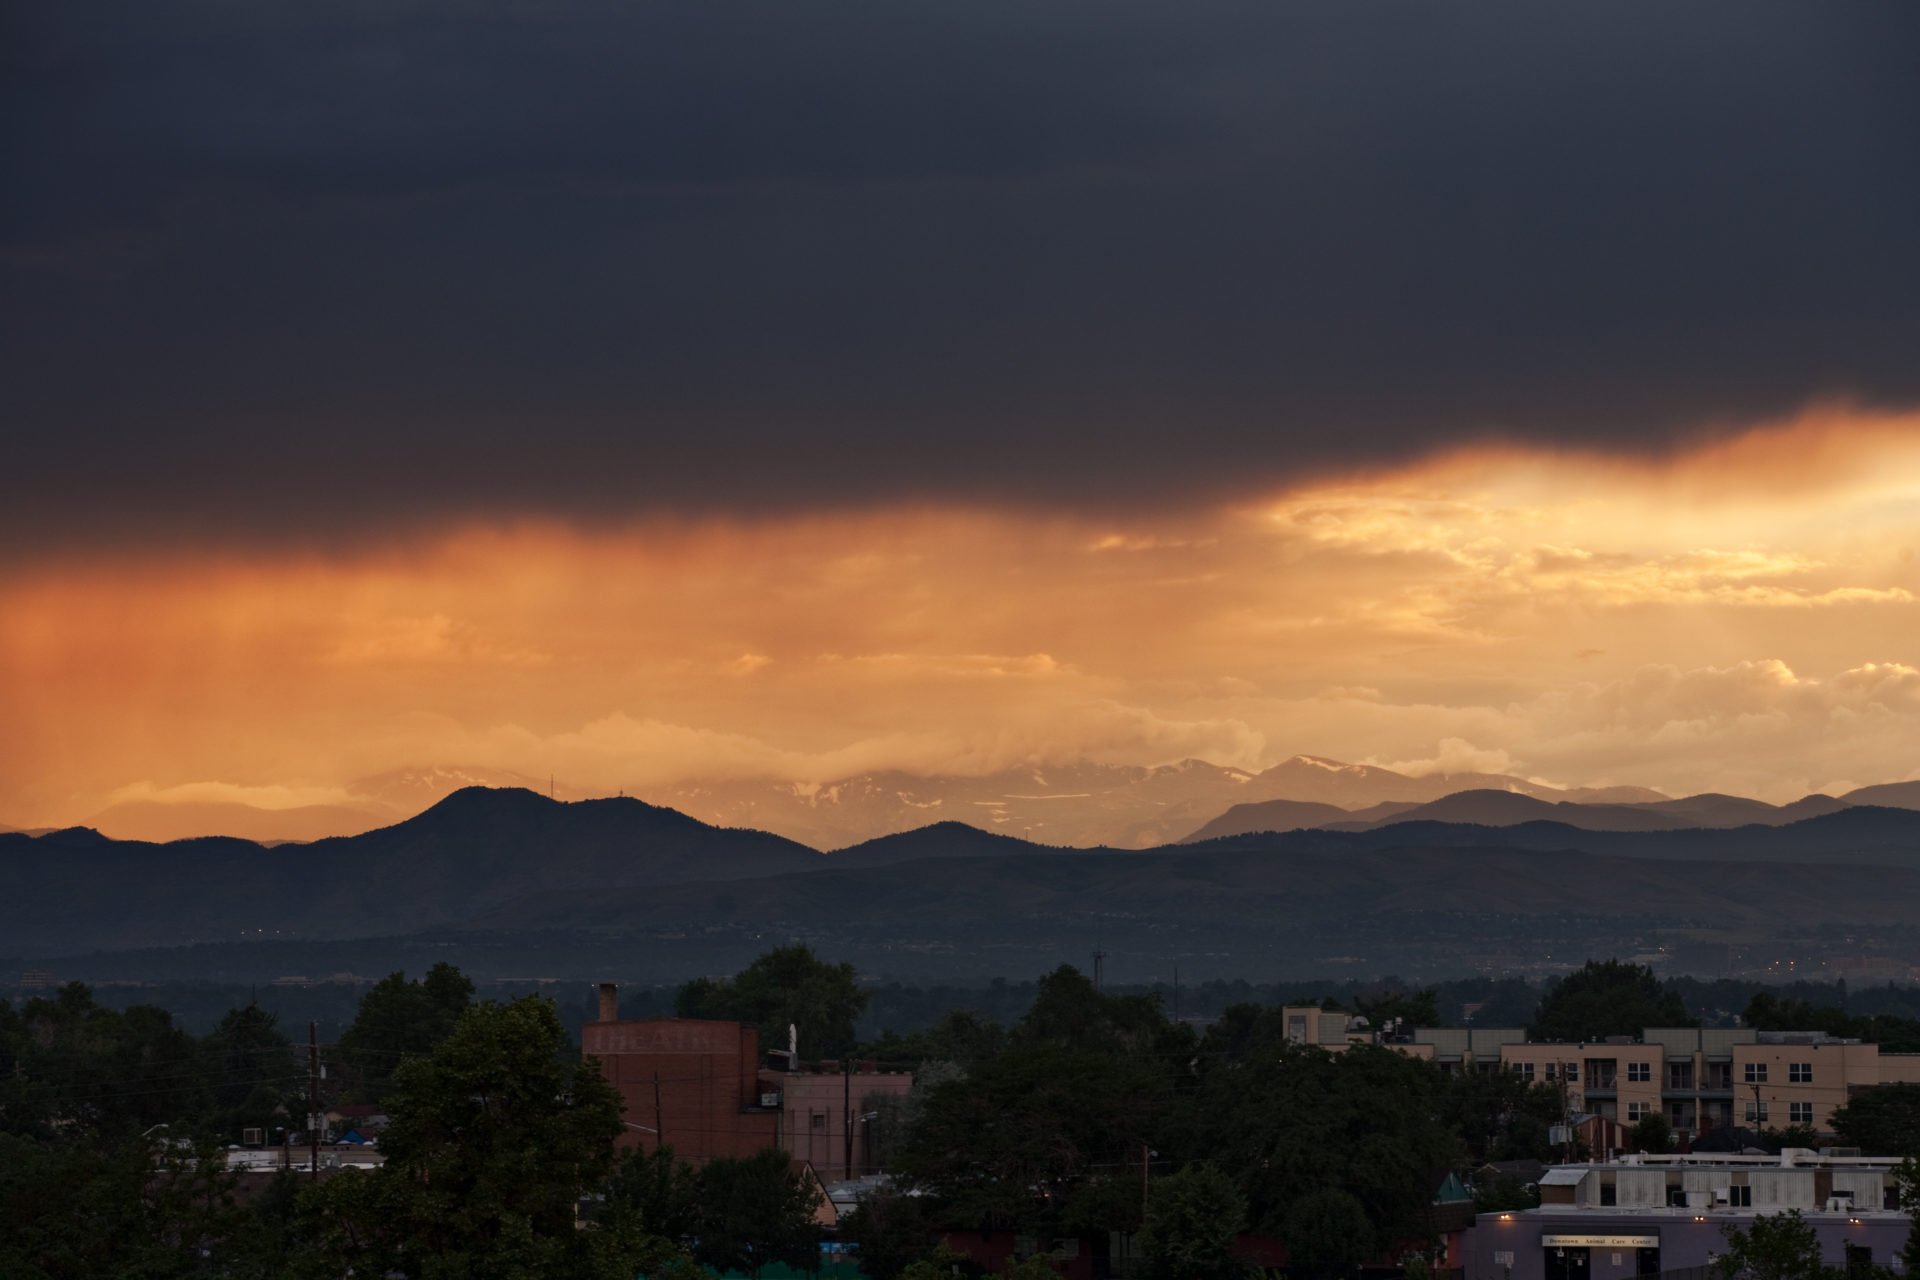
[5,406,1920,827]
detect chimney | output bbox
[597,983,619,1022]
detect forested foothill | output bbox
[3,952,1919,1277]
[48,968,1920,1051]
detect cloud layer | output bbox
[6,2,1920,553]
[5,415,1920,822]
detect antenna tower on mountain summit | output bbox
[1092,945,1107,991]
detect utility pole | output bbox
[308,1021,319,1181]
[1092,946,1107,991]
[843,1058,853,1180]
[1141,1142,1151,1220]
[653,1070,665,1150]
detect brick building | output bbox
[582,984,912,1180]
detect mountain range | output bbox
[51,755,1919,851]
[7,785,1920,980]
[1182,784,1920,842]
[641,755,1668,849]
[78,766,546,844]
[0,789,818,956]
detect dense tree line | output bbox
[5,950,1920,1278]
[846,965,1576,1280]
[0,966,828,1278]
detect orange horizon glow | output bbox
[6,405,1920,829]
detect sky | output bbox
[4,2,1920,826]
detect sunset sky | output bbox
[6,3,1919,827]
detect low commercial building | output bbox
[1466,1152,1911,1280]
[1281,1005,1377,1049]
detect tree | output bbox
[1628,1111,1673,1154]
[898,1244,971,1280]
[1892,1157,1920,1278]
[1135,1163,1247,1280]
[687,1147,823,1279]
[1743,995,1920,1053]
[1442,1069,1563,1163]
[897,1042,1169,1236]
[1711,1210,1833,1280]
[0,1128,248,1280]
[677,945,868,1059]
[1828,1083,1920,1156]
[603,1142,699,1245]
[1474,1173,1539,1213]
[1185,1040,1457,1256]
[200,1003,301,1142]
[1532,960,1689,1042]
[335,963,474,1102]
[1015,966,1173,1058]
[296,994,658,1279]
[1756,1126,1820,1156]
[1355,986,1441,1030]
[863,1007,1009,1071]
[2,984,211,1142]
[1281,1187,1376,1276]
[839,1184,938,1280]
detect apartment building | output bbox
[1465,1152,1912,1280]
[1386,1024,1920,1137]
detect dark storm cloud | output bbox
[4,1,1918,553]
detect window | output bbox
[1729,1185,1752,1207]
[1600,1181,1617,1206]
[1627,1101,1649,1121]
[1670,1063,1694,1089]
[1745,1101,1769,1123]
[1628,1062,1651,1083]
[1745,1063,1769,1084]
[810,1112,828,1130]
[1566,1063,1579,1081]
[1546,1063,1558,1081]
[1287,1015,1308,1045]
[1789,1102,1813,1125]
[1789,1063,1812,1083]
[1516,1062,1535,1080]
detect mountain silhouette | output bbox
[12,787,1920,968]
[1840,780,1920,810]
[0,787,820,956]
[462,834,1920,940]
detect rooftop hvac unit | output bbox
[241,1127,264,1147]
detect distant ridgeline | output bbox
[3,785,1919,985]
